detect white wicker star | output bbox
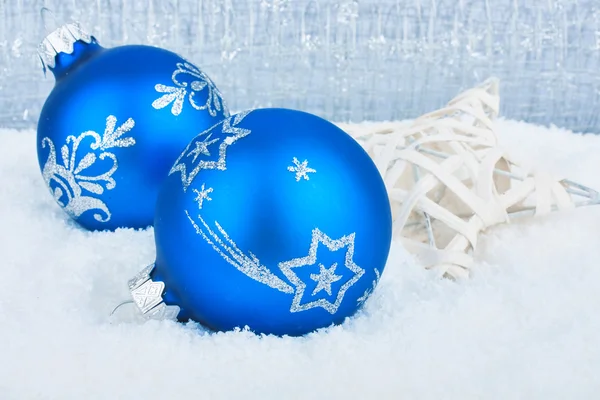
[351,78,600,279]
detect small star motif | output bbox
[310,263,343,296]
[192,184,213,209]
[187,133,219,162]
[287,157,316,182]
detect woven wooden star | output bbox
[351,78,600,279]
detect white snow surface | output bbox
[1,120,600,399]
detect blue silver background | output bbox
[1,0,599,132]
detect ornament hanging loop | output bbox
[109,300,135,316]
[40,7,60,35]
[39,7,60,77]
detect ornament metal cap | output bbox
[37,21,94,71]
[126,264,181,320]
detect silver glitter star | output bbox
[279,228,364,314]
[310,263,343,296]
[187,132,219,162]
[170,110,253,192]
[287,157,316,182]
[192,184,213,209]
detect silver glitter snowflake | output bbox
[193,184,213,209]
[287,157,316,182]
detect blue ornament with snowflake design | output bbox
[36,22,229,231]
[126,108,392,336]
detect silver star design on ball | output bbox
[187,132,219,162]
[310,263,343,296]
[169,110,253,192]
[288,157,316,182]
[279,228,364,314]
[192,184,213,209]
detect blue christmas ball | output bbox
[139,108,392,336]
[36,22,229,231]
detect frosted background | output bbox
[1,0,599,132]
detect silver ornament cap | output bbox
[37,22,94,71]
[127,264,181,320]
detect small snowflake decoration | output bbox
[193,184,213,209]
[288,157,316,182]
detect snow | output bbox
[2,120,600,399]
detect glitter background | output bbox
[1,0,599,132]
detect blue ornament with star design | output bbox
[36,22,229,231]
[127,108,392,336]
